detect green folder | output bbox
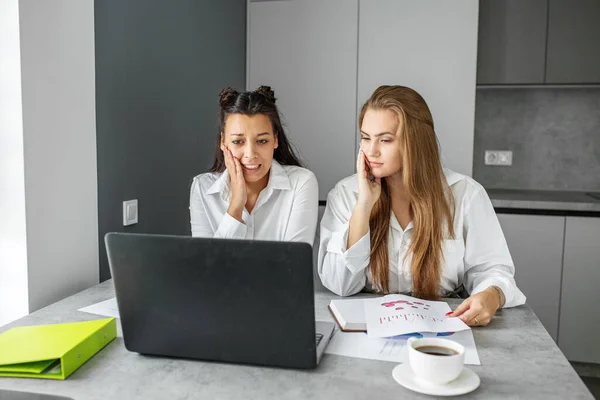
[0,318,116,380]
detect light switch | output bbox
[123,199,138,226]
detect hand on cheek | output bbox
[222,147,247,222]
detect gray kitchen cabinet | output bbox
[546,0,600,83]
[497,214,565,342]
[477,0,548,84]
[558,217,600,363]
[248,0,358,201]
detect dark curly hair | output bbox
[210,86,303,172]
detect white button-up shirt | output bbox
[189,160,319,245]
[318,169,526,308]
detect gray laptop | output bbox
[105,233,334,369]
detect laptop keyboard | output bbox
[315,333,323,346]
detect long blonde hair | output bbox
[359,86,455,300]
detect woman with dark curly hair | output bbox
[189,86,318,245]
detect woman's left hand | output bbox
[447,288,501,327]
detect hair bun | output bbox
[255,85,276,103]
[219,87,239,107]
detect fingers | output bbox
[457,308,480,326]
[448,299,470,317]
[223,147,233,171]
[357,150,365,176]
[223,148,242,179]
[357,150,375,181]
[462,311,492,326]
[365,157,373,180]
[477,313,493,326]
[454,302,493,326]
[363,152,373,180]
[232,153,244,179]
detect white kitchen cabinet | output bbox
[558,216,600,363]
[497,213,565,342]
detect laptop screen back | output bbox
[106,233,317,369]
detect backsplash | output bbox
[473,88,600,191]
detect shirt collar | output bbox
[390,213,414,233]
[206,170,230,196]
[206,160,292,200]
[443,167,463,187]
[268,160,293,191]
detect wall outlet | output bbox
[123,199,138,226]
[484,150,513,166]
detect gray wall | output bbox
[95,0,246,281]
[473,88,600,191]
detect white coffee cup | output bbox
[406,337,465,385]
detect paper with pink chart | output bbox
[365,294,470,338]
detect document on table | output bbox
[325,328,481,365]
[364,294,470,338]
[78,297,120,318]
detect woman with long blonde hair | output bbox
[318,85,525,327]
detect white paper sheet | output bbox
[325,328,481,365]
[364,294,470,338]
[78,297,120,318]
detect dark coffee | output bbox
[415,345,459,356]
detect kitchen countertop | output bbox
[487,188,600,213]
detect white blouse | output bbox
[189,160,319,245]
[317,168,526,308]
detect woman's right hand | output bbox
[356,150,381,211]
[222,146,247,222]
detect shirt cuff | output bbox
[215,212,247,239]
[471,277,526,309]
[326,224,371,275]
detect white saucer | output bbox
[392,363,480,396]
